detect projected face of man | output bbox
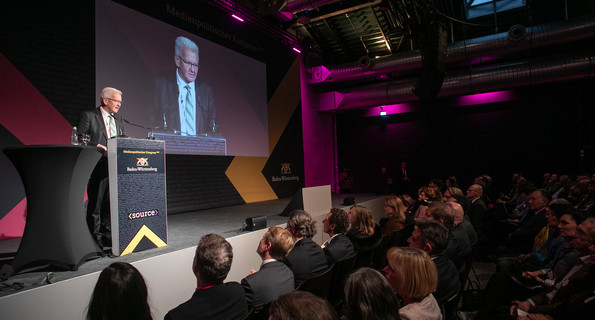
[175,47,199,84]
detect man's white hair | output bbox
[175,36,199,56]
[100,87,122,99]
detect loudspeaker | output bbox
[412,20,447,100]
[243,216,267,231]
[279,189,304,216]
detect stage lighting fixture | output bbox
[231,14,244,22]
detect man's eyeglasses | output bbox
[177,55,200,69]
[105,98,122,104]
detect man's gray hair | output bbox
[100,87,122,99]
[175,36,199,56]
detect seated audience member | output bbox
[466,184,488,232]
[423,201,471,271]
[408,220,460,304]
[165,234,248,320]
[346,205,382,266]
[87,262,152,320]
[284,210,329,287]
[478,218,595,320]
[383,247,442,320]
[575,179,595,213]
[322,208,355,264]
[398,194,416,225]
[414,186,430,221]
[478,211,584,314]
[427,184,443,202]
[503,190,551,256]
[496,199,571,274]
[344,267,401,320]
[448,201,478,247]
[516,228,595,320]
[268,291,338,320]
[507,218,595,318]
[445,176,459,189]
[241,227,295,314]
[380,195,407,236]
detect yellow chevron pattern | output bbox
[120,225,167,256]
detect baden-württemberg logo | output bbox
[136,157,149,166]
[272,162,300,182]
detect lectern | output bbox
[108,137,167,256]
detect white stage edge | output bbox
[0,186,384,320]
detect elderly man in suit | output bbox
[165,234,248,320]
[241,227,295,315]
[153,36,215,135]
[284,210,329,287]
[78,87,124,250]
[322,208,355,265]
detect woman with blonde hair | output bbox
[380,195,407,235]
[383,247,442,320]
[347,205,382,265]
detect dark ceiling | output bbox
[217,0,595,66]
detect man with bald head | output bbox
[466,184,488,232]
[448,201,478,247]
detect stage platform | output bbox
[0,192,380,299]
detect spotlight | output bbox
[231,14,244,22]
[292,47,302,54]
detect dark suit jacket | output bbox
[509,208,547,254]
[78,107,124,147]
[445,224,472,271]
[241,261,294,312]
[153,72,215,134]
[285,237,329,286]
[467,197,487,231]
[529,259,592,315]
[165,282,248,320]
[433,254,461,304]
[323,234,355,265]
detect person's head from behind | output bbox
[407,220,449,256]
[344,267,401,320]
[258,226,294,261]
[384,195,406,223]
[443,186,463,203]
[323,208,349,237]
[424,201,455,230]
[348,205,375,236]
[383,247,437,302]
[193,233,233,286]
[286,209,317,239]
[174,36,199,84]
[87,262,151,320]
[269,291,337,320]
[398,194,414,211]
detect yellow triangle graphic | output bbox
[120,225,167,256]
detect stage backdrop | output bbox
[0,0,304,240]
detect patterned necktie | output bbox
[108,114,118,138]
[184,85,195,135]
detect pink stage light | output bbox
[455,90,518,106]
[231,14,244,22]
[292,47,302,54]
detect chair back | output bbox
[328,251,358,306]
[296,264,335,299]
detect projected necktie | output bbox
[184,85,195,135]
[108,114,118,138]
